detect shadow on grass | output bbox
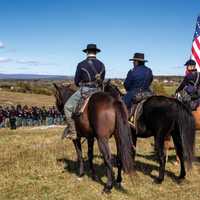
[56,156,129,194]
[57,152,183,189]
[134,160,179,183]
[135,153,189,184]
[137,152,178,163]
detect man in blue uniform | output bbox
[123,53,153,109]
[63,44,105,139]
[176,59,200,109]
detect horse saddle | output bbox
[177,90,200,111]
[73,89,98,118]
[128,99,146,133]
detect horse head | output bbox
[53,83,76,114]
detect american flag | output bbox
[192,15,200,70]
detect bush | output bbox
[152,81,167,96]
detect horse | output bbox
[104,81,196,183]
[53,83,135,193]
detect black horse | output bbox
[53,83,135,193]
[104,81,196,183]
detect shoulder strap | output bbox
[87,59,105,76]
[81,68,92,82]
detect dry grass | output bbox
[0,127,199,200]
[0,91,55,107]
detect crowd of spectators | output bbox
[0,105,65,129]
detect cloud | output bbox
[0,57,12,63]
[0,41,5,48]
[16,59,41,66]
[16,59,59,66]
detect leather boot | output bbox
[62,118,77,140]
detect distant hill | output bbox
[0,73,183,81]
[0,73,73,80]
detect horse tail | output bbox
[114,100,135,174]
[177,101,195,169]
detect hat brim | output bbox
[129,58,148,62]
[83,48,101,53]
[184,63,196,66]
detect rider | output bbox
[63,44,105,139]
[123,53,153,110]
[176,59,200,107]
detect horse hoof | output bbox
[154,178,163,184]
[115,182,122,189]
[177,175,185,181]
[92,174,100,182]
[79,173,85,178]
[102,187,111,194]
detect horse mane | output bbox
[104,80,123,99]
[53,83,77,114]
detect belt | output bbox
[79,82,97,88]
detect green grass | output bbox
[0,128,200,200]
[164,85,177,96]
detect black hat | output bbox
[184,59,196,66]
[83,44,101,53]
[129,53,148,62]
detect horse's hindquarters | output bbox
[192,106,200,130]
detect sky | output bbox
[0,0,199,78]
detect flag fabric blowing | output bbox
[192,15,200,70]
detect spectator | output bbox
[0,105,65,128]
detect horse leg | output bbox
[116,152,122,188]
[73,138,84,177]
[155,133,166,183]
[87,137,99,181]
[114,134,122,188]
[164,135,171,162]
[97,137,115,193]
[171,131,186,179]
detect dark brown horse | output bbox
[104,81,195,183]
[53,83,135,193]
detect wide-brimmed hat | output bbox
[83,44,101,53]
[184,59,196,66]
[129,53,148,62]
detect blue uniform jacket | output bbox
[176,71,200,94]
[74,57,105,87]
[123,65,153,108]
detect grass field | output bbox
[0,91,54,107]
[0,127,200,200]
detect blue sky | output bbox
[0,0,199,77]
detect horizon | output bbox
[0,0,199,78]
[0,72,184,78]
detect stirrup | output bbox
[61,127,77,140]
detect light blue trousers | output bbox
[64,87,97,120]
